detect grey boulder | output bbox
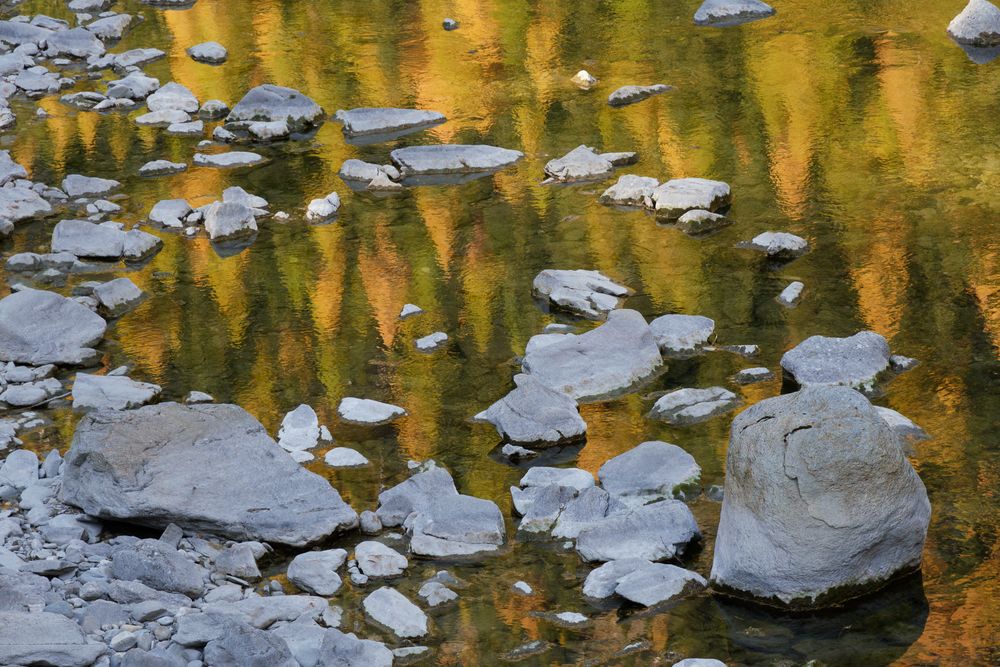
[203,201,258,241]
[72,372,161,410]
[0,611,106,666]
[407,494,506,557]
[648,387,741,425]
[0,289,106,366]
[649,314,715,354]
[93,277,145,317]
[317,628,393,666]
[575,499,700,562]
[599,174,659,206]
[110,538,207,598]
[375,466,458,527]
[532,268,631,320]
[948,0,1000,46]
[522,309,662,401]
[51,219,125,259]
[746,231,809,258]
[390,144,523,176]
[710,387,931,608]
[650,178,731,219]
[694,0,775,26]
[362,587,427,638]
[286,549,346,596]
[780,331,891,390]
[608,84,671,107]
[59,402,358,545]
[543,145,615,182]
[226,84,324,132]
[598,441,701,506]
[203,621,296,667]
[473,373,586,446]
[334,107,445,138]
[614,563,707,606]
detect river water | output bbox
[5,0,1000,664]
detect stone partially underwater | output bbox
[710,386,931,608]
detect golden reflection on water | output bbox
[5,0,1000,663]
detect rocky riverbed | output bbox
[0,0,998,665]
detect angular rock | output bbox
[337,397,406,425]
[649,314,715,354]
[582,558,653,598]
[734,367,773,384]
[614,563,707,606]
[552,486,626,539]
[305,193,340,221]
[522,309,662,401]
[355,541,407,577]
[187,41,227,63]
[324,448,369,467]
[59,403,358,545]
[51,219,124,259]
[277,404,320,452]
[575,499,700,562]
[194,151,264,169]
[0,289,106,366]
[710,387,931,607]
[648,387,740,425]
[650,178,731,219]
[46,27,105,59]
[746,231,809,258]
[407,494,505,557]
[149,199,192,227]
[543,145,614,182]
[92,277,145,317]
[780,331,891,390]
[0,611,106,666]
[0,184,51,222]
[203,201,257,241]
[876,406,930,442]
[203,621,297,667]
[72,373,160,410]
[226,84,324,132]
[598,441,700,505]
[334,107,446,138]
[376,467,458,527]
[123,229,162,261]
[520,466,594,491]
[62,174,120,198]
[571,69,598,88]
[110,538,207,598]
[513,483,578,533]
[607,84,671,107]
[147,82,198,113]
[213,543,261,579]
[694,0,775,26]
[287,549,347,596]
[317,629,393,666]
[362,587,427,638]
[777,281,804,307]
[474,373,586,446]
[139,160,187,177]
[532,269,630,320]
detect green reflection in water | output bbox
[4,0,1000,664]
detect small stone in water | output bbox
[306,192,340,220]
[442,18,459,30]
[187,41,227,64]
[324,447,369,467]
[734,367,773,384]
[512,581,533,595]
[777,280,804,307]
[571,69,598,89]
[415,331,448,352]
[399,303,424,319]
[337,397,406,425]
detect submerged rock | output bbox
[338,397,406,425]
[648,387,740,425]
[72,373,160,410]
[676,209,730,235]
[734,367,773,384]
[334,107,445,139]
[948,0,1000,46]
[599,174,659,206]
[575,499,700,562]
[710,387,931,608]
[390,144,523,177]
[532,269,631,320]
[598,441,700,505]
[608,84,671,107]
[226,84,324,132]
[0,289,106,366]
[474,373,586,446]
[693,0,775,26]
[780,331,891,390]
[93,277,145,317]
[521,309,662,401]
[59,402,358,545]
[649,314,715,354]
[650,178,731,219]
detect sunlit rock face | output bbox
[710,387,930,608]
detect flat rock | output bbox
[305,192,340,221]
[415,331,448,351]
[649,314,715,354]
[46,27,105,59]
[598,441,700,505]
[521,309,662,401]
[599,174,658,206]
[363,587,427,638]
[72,373,160,410]
[149,198,192,226]
[123,229,162,261]
[390,144,523,176]
[532,269,631,320]
[110,538,207,598]
[205,621,297,666]
[286,549,346,596]
[650,178,731,219]
[575,499,700,562]
[324,447,369,467]
[473,373,586,446]
[608,84,671,107]
[226,84,324,132]
[187,41,227,63]
[59,403,358,545]
[551,486,627,539]
[51,219,125,259]
[139,160,187,177]
[734,367,773,384]
[0,289,106,366]
[0,184,51,222]
[318,629,393,666]
[407,494,506,557]
[694,0,776,26]
[194,152,264,169]
[0,611,106,666]
[948,0,1000,46]
[418,580,457,606]
[147,81,198,113]
[520,466,594,491]
[746,231,809,258]
[614,563,707,606]
[648,387,741,425]
[710,387,931,607]
[355,541,408,577]
[676,209,731,235]
[780,331,891,390]
[338,397,405,425]
[582,558,653,598]
[543,145,614,182]
[335,107,445,138]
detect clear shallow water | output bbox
[4,0,1000,664]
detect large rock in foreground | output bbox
[710,387,930,608]
[948,0,1000,46]
[0,289,107,366]
[59,403,358,545]
[522,309,662,401]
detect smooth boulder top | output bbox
[780,330,891,390]
[363,587,428,638]
[0,184,52,222]
[694,0,776,27]
[614,562,707,607]
[389,144,524,175]
[747,231,809,258]
[608,84,671,107]
[648,387,741,425]
[649,314,715,354]
[58,402,358,545]
[650,178,731,219]
[532,269,631,320]
[473,373,586,446]
[407,493,506,557]
[226,84,324,131]
[598,441,701,505]
[521,309,663,401]
[710,387,931,608]
[0,288,107,366]
[187,41,227,63]
[51,219,125,259]
[948,0,1000,46]
[575,499,701,562]
[376,466,458,527]
[62,173,120,198]
[334,107,446,137]
[72,373,161,410]
[599,174,659,206]
[543,145,617,182]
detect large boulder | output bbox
[0,289,106,366]
[710,387,931,608]
[0,611,106,666]
[521,309,662,401]
[473,373,586,446]
[226,84,324,132]
[780,331,891,390]
[59,403,358,545]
